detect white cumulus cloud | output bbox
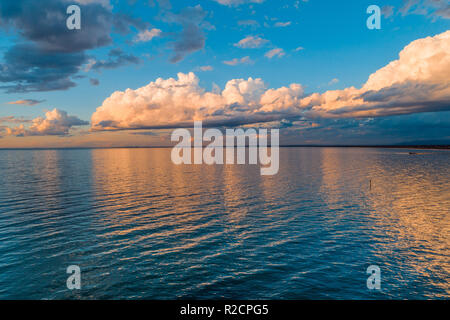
[5,109,88,136]
[90,30,450,130]
[304,30,450,118]
[91,72,304,130]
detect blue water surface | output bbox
[0,148,448,299]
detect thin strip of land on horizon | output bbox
[0,145,449,150]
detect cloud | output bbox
[90,31,450,131]
[435,5,450,19]
[134,28,162,42]
[4,109,88,136]
[234,35,269,48]
[381,5,395,18]
[294,46,304,52]
[238,20,260,27]
[83,59,97,72]
[274,21,291,27]
[90,48,141,71]
[223,56,253,66]
[198,65,213,71]
[90,78,100,86]
[0,0,114,53]
[211,0,264,6]
[0,44,87,93]
[293,1,309,10]
[0,116,31,124]
[112,13,150,35]
[277,111,450,145]
[0,0,147,92]
[8,99,45,106]
[399,0,449,19]
[74,0,111,8]
[170,24,205,63]
[265,48,285,59]
[91,72,305,130]
[302,30,450,118]
[328,78,339,85]
[164,5,208,63]
[145,0,172,10]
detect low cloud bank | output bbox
[91,72,304,130]
[91,30,450,130]
[4,109,88,136]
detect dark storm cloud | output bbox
[0,0,147,92]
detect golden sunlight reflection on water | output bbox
[0,148,448,299]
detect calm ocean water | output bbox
[0,148,448,299]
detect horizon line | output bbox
[0,145,449,151]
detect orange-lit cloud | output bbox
[88,30,449,130]
[91,72,304,130]
[8,99,45,106]
[303,30,450,118]
[4,109,88,136]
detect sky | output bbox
[0,0,449,147]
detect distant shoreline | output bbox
[0,145,449,150]
[281,145,450,150]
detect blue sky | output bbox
[0,0,449,147]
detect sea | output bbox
[0,147,448,299]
